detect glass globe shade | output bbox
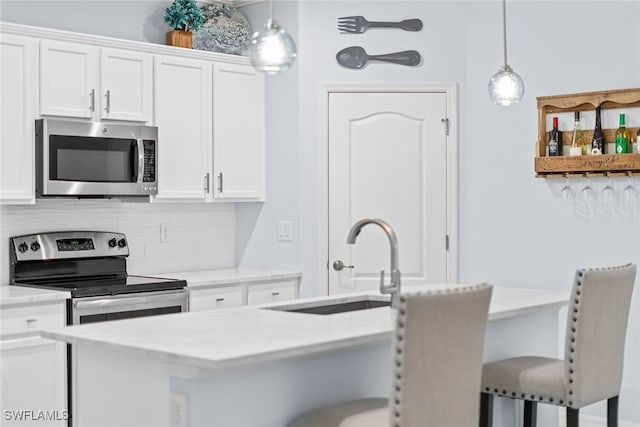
[249,19,297,75]
[488,65,525,106]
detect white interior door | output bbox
[328,91,449,295]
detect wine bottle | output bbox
[570,111,586,156]
[615,113,630,154]
[548,117,562,156]
[591,106,605,154]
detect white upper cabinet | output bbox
[100,48,152,122]
[0,34,38,204]
[154,55,212,201]
[40,40,98,119]
[212,62,265,201]
[40,41,151,122]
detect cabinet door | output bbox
[212,63,265,201]
[189,286,244,312]
[247,280,298,305]
[0,337,67,426]
[40,40,98,118]
[0,34,37,204]
[154,56,212,200]
[100,48,152,122]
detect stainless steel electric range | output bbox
[9,231,188,426]
[10,231,187,325]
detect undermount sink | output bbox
[266,296,391,315]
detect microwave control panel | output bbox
[143,140,156,183]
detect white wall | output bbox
[235,1,302,271]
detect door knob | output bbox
[333,260,354,271]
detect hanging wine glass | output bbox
[581,175,597,212]
[601,176,615,205]
[622,181,637,213]
[595,175,615,220]
[561,177,575,209]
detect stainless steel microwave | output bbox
[35,119,158,198]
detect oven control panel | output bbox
[11,231,130,262]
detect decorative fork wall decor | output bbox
[337,16,423,33]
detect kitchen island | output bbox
[43,284,568,427]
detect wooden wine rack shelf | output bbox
[535,87,640,177]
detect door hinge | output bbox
[441,118,449,136]
[445,234,449,251]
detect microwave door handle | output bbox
[136,138,144,183]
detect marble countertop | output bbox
[161,268,302,288]
[42,284,568,371]
[0,285,70,306]
[0,269,300,305]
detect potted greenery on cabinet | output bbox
[164,0,205,49]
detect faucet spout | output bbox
[347,219,401,307]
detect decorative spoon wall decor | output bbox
[336,46,421,69]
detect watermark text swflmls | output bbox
[3,410,69,422]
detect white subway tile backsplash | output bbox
[181,253,235,272]
[0,202,236,284]
[128,257,184,276]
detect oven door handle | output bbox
[73,291,185,310]
[136,138,144,184]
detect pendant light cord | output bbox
[502,0,508,67]
[269,0,274,22]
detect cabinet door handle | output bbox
[218,173,223,193]
[271,292,280,297]
[105,90,111,113]
[89,89,95,112]
[204,173,210,193]
[25,317,38,324]
[215,298,225,302]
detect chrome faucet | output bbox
[347,219,401,308]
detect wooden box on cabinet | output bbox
[535,87,640,177]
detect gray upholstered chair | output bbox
[288,283,493,427]
[480,263,636,427]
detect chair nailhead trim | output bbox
[393,283,490,424]
[484,387,564,407]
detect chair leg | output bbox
[566,407,579,427]
[523,400,537,427]
[607,396,618,427]
[479,393,493,427]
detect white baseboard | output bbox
[558,409,640,427]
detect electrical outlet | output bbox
[277,221,293,241]
[169,392,188,427]
[160,223,169,242]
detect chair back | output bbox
[390,284,492,427]
[564,263,636,408]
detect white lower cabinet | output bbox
[188,277,300,310]
[247,280,298,305]
[189,286,244,312]
[0,301,67,426]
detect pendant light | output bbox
[488,0,524,106]
[249,0,297,74]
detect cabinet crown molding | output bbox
[0,21,251,66]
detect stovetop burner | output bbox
[14,274,186,298]
[10,231,186,298]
